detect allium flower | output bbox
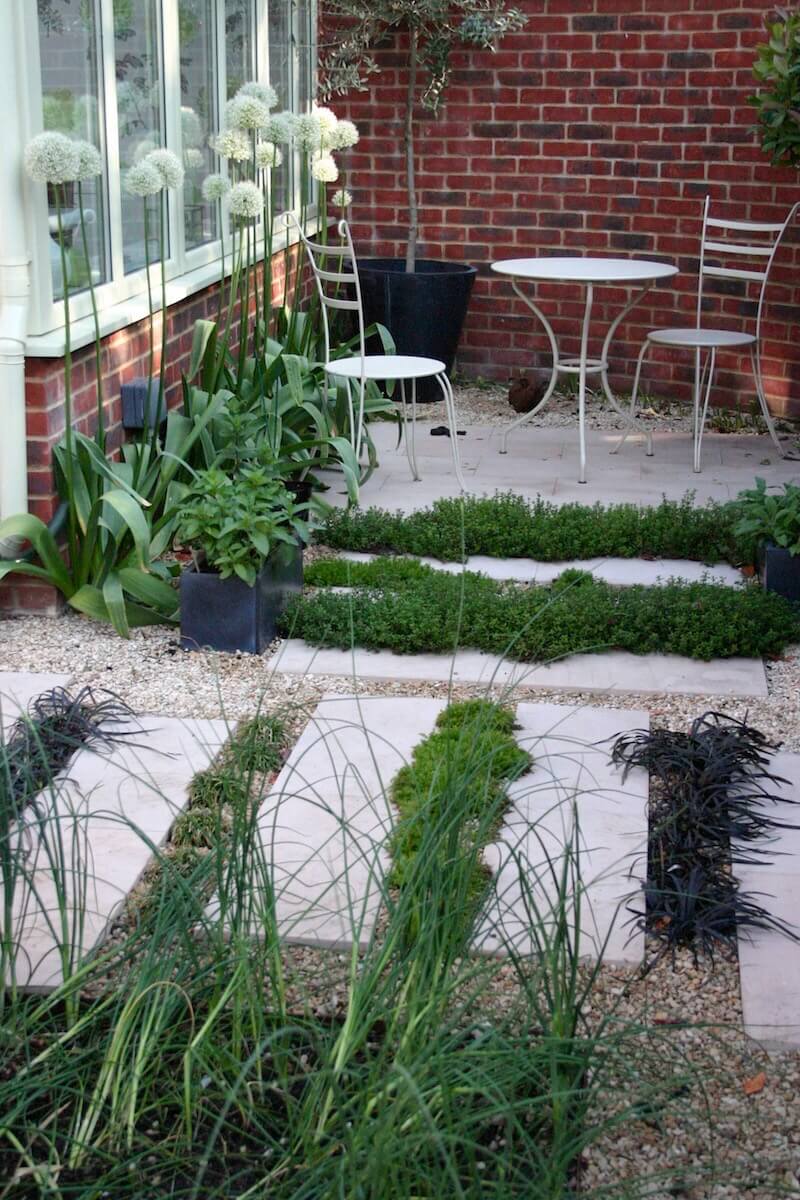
[201,172,230,202]
[133,137,159,162]
[124,160,163,197]
[330,119,359,150]
[255,141,282,170]
[264,110,294,144]
[24,131,80,184]
[331,188,353,208]
[184,147,205,172]
[146,148,185,189]
[209,128,252,162]
[311,153,339,183]
[313,105,339,139]
[181,105,203,149]
[73,140,103,181]
[238,81,278,110]
[225,94,270,131]
[292,111,323,152]
[228,180,263,219]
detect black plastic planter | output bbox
[180,544,303,654]
[758,541,800,605]
[357,259,477,402]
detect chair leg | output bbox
[751,347,785,459]
[400,379,421,481]
[694,348,716,473]
[437,373,467,492]
[611,338,652,456]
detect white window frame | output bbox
[22,0,316,352]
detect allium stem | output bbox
[216,198,225,327]
[404,25,419,274]
[158,188,167,437]
[77,180,104,451]
[55,187,78,569]
[141,199,155,475]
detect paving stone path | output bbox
[1,672,226,990]
[215,694,650,965]
[275,639,768,698]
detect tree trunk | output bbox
[404,26,419,274]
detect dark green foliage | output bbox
[288,558,799,662]
[612,712,799,959]
[732,476,800,556]
[389,701,531,899]
[318,492,746,564]
[751,6,800,168]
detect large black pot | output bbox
[357,259,477,402]
[757,541,800,605]
[180,543,303,654]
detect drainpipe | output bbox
[0,0,31,553]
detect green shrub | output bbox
[389,701,531,897]
[286,559,799,662]
[732,477,800,556]
[318,492,746,564]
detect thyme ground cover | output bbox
[293,559,798,662]
[318,493,749,565]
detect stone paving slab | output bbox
[737,750,800,1051]
[476,703,648,966]
[0,671,73,737]
[340,550,742,588]
[274,639,768,698]
[7,715,227,991]
[208,696,445,950]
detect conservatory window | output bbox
[30,0,314,335]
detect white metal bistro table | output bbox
[491,256,679,482]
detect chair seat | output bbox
[647,327,755,349]
[324,354,446,381]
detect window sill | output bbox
[25,215,318,359]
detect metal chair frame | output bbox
[614,196,799,472]
[288,215,466,491]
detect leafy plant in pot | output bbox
[732,477,800,603]
[320,0,526,400]
[176,465,310,654]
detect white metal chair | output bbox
[613,196,799,472]
[290,215,466,491]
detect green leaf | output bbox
[0,513,73,596]
[102,571,130,638]
[118,566,179,614]
[188,319,218,387]
[100,489,153,571]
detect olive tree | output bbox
[751,5,800,167]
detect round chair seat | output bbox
[324,354,446,381]
[647,327,755,349]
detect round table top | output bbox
[491,256,678,285]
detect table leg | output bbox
[598,282,655,423]
[578,284,593,484]
[500,280,560,455]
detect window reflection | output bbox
[180,0,218,249]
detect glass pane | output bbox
[296,0,313,111]
[37,0,108,300]
[268,0,291,213]
[179,0,217,250]
[225,0,254,98]
[115,0,165,273]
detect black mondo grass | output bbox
[612,711,800,959]
[1,685,135,823]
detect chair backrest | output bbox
[696,195,799,348]
[285,214,365,368]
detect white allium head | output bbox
[331,188,353,208]
[313,105,339,137]
[264,110,294,144]
[238,81,278,110]
[255,141,282,170]
[124,159,163,197]
[330,119,359,150]
[228,180,263,220]
[184,147,205,172]
[146,148,185,189]
[181,106,204,149]
[133,137,159,162]
[209,128,252,162]
[201,172,230,202]
[292,111,324,152]
[73,140,103,181]
[225,94,270,131]
[24,131,81,184]
[311,152,339,184]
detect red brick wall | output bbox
[326,0,800,414]
[1,246,302,616]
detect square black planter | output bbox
[758,541,800,605]
[180,543,303,654]
[121,378,166,432]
